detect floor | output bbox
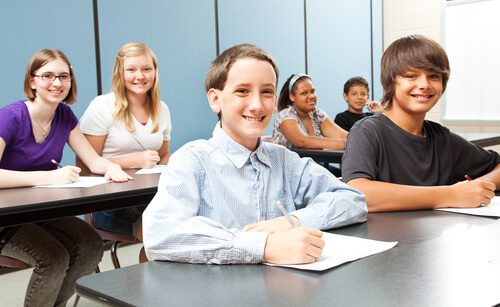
[0,243,143,306]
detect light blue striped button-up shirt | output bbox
[143,125,367,264]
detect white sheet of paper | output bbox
[436,196,500,217]
[265,232,397,271]
[135,165,167,174]
[34,176,109,188]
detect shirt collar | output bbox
[211,124,271,168]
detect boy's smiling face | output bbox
[392,67,443,115]
[207,58,277,150]
[344,85,369,114]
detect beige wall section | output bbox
[382,0,500,152]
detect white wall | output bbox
[382,0,443,123]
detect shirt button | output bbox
[244,256,252,263]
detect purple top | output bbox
[0,100,78,171]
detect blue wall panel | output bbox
[218,0,305,134]
[306,0,373,119]
[0,0,97,165]
[218,0,305,85]
[97,0,217,151]
[0,0,382,168]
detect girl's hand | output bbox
[49,166,81,184]
[104,163,133,182]
[139,150,161,168]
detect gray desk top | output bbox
[0,171,160,227]
[76,210,500,307]
[458,132,500,147]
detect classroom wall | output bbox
[0,0,382,165]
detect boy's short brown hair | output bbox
[204,43,279,91]
[343,76,369,95]
[380,35,450,108]
[24,49,77,104]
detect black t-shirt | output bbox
[342,113,500,185]
[334,110,373,131]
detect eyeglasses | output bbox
[32,72,72,82]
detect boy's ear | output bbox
[342,93,348,102]
[207,88,221,114]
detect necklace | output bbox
[32,110,55,138]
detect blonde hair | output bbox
[24,49,77,104]
[112,42,161,133]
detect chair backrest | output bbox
[84,214,138,243]
[0,255,30,269]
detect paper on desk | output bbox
[436,196,500,217]
[135,165,167,174]
[34,176,109,188]
[265,232,397,271]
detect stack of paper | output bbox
[34,176,109,188]
[135,165,167,174]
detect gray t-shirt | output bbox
[342,113,500,185]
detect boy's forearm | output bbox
[144,217,268,264]
[347,178,451,212]
[292,189,367,229]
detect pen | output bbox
[276,199,297,228]
[465,174,485,207]
[132,134,147,151]
[51,159,63,169]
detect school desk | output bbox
[291,148,344,164]
[458,132,500,148]
[0,171,160,227]
[76,210,500,307]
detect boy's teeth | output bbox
[245,116,263,121]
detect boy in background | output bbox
[334,76,382,131]
[143,44,367,265]
[342,35,500,212]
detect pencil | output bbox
[51,159,63,168]
[276,199,297,228]
[132,135,147,151]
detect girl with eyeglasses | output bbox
[0,49,131,306]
